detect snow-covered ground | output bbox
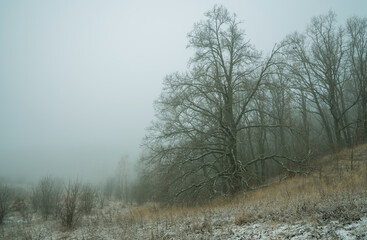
[2,146,367,239]
[225,217,367,240]
[2,198,366,240]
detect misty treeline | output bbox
[133,6,367,204]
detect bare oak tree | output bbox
[143,5,282,201]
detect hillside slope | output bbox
[123,144,367,239]
[1,144,367,239]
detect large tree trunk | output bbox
[224,84,242,193]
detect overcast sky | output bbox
[1,0,366,184]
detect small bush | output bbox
[0,185,13,224]
[96,190,105,209]
[11,197,28,219]
[31,176,62,219]
[59,181,81,228]
[79,183,95,214]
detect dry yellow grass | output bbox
[232,143,367,224]
[125,143,367,228]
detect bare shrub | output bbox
[59,181,81,228]
[30,186,40,212]
[79,183,95,214]
[96,190,105,209]
[31,176,62,219]
[0,184,13,224]
[11,197,28,219]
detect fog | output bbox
[0,0,365,184]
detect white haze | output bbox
[0,0,366,184]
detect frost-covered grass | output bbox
[1,144,367,239]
